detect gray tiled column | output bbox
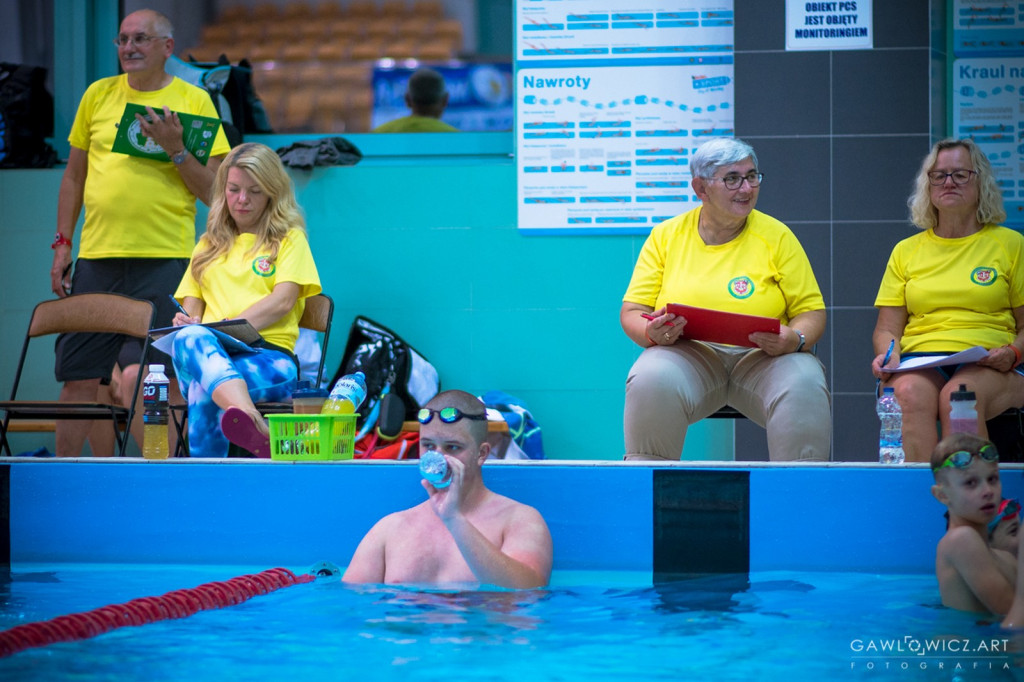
[732,0,944,461]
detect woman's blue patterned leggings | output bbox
[171,325,297,457]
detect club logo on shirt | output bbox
[728,276,754,299]
[971,267,997,286]
[252,256,275,277]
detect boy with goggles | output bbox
[343,390,552,589]
[931,433,1017,614]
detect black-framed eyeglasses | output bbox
[933,443,999,471]
[927,169,976,186]
[417,407,488,425]
[713,171,763,190]
[113,33,170,47]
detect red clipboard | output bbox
[666,304,780,347]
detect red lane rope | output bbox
[0,567,314,658]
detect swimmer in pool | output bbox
[342,390,553,589]
[931,433,1016,614]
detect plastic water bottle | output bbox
[321,371,367,415]
[877,387,904,464]
[142,364,170,460]
[419,449,452,488]
[949,384,979,435]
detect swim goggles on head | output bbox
[988,498,1021,534]
[417,407,488,425]
[932,443,999,471]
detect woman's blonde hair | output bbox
[907,137,1005,231]
[190,142,305,283]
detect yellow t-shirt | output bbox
[623,207,825,325]
[174,229,322,351]
[874,225,1024,352]
[68,74,231,258]
[372,115,459,133]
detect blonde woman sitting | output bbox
[170,143,321,457]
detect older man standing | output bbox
[343,390,553,588]
[50,9,230,456]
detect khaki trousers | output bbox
[624,342,832,461]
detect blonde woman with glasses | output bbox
[872,138,1024,462]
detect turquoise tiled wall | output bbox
[0,133,732,460]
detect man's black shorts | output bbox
[54,257,189,382]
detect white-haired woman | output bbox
[621,137,830,461]
[171,142,321,457]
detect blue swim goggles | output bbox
[417,407,488,425]
[933,443,999,472]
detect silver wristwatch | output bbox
[171,149,188,165]
[794,329,806,352]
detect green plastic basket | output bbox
[268,413,356,461]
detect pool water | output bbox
[0,564,1019,681]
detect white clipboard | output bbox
[890,346,988,372]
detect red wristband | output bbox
[51,233,72,249]
[1008,344,1022,366]
[644,329,657,347]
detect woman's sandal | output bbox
[220,407,271,458]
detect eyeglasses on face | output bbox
[417,407,488,425]
[113,33,169,47]
[712,171,763,190]
[927,169,977,186]
[933,443,999,471]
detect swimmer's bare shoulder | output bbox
[937,526,1015,614]
[342,508,419,583]
[488,494,553,579]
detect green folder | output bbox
[111,102,220,165]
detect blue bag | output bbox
[480,390,544,460]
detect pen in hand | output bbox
[876,339,895,395]
[881,339,895,369]
[640,312,675,327]
[168,295,194,323]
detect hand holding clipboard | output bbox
[664,304,780,348]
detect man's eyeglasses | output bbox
[713,172,763,190]
[113,33,169,47]
[988,498,1021,534]
[927,169,977,186]
[933,443,999,471]
[417,407,488,425]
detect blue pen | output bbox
[168,295,190,319]
[877,339,895,395]
[881,339,895,368]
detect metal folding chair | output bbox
[0,293,157,457]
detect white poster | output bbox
[953,58,1024,229]
[516,1,734,234]
[785,0,873,51]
